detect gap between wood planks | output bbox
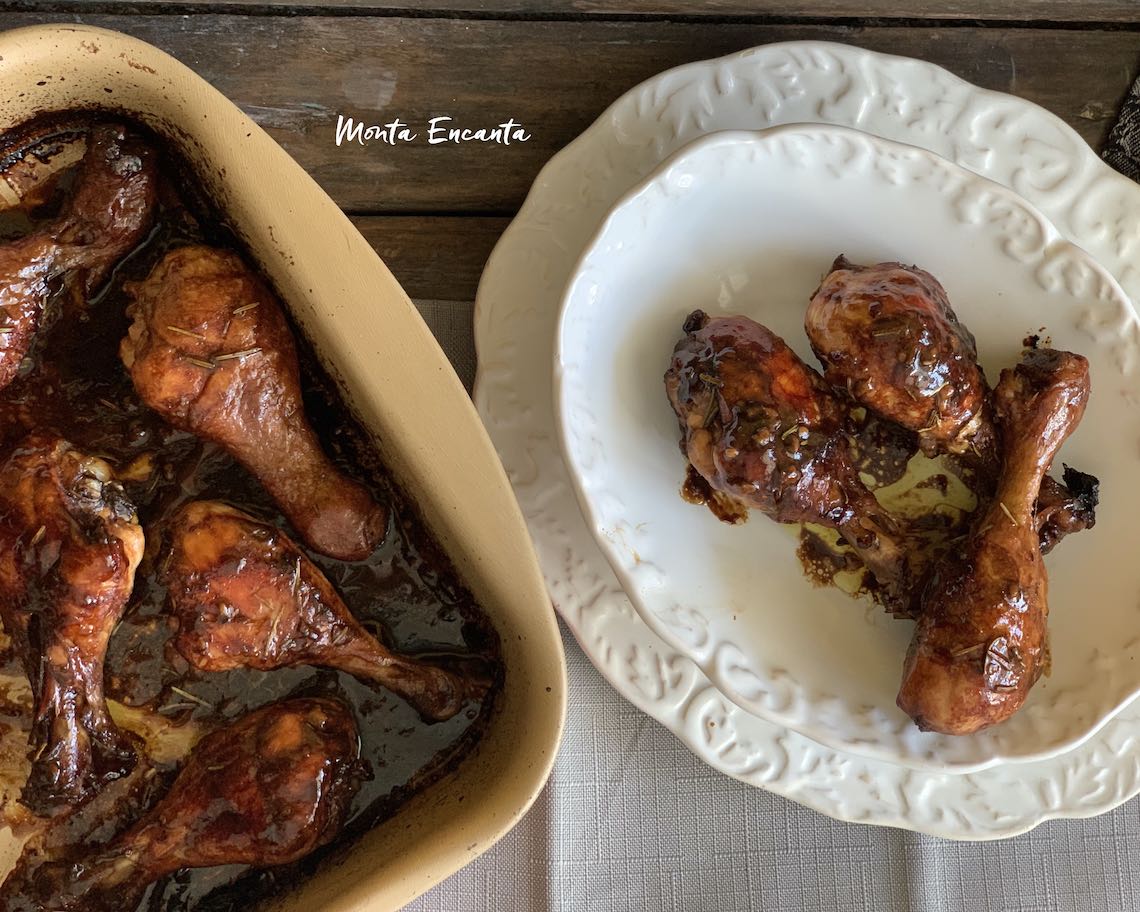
[3,1,1140,30]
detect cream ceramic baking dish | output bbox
[0,23,566,910]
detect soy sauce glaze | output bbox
[0,118,501,911]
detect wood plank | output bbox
[16,1,1140,25]
[0,14,1136,212]
[350,215,509,301]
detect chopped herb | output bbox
[169,685,213,708]
[214,348,262,362]
[166,325,207,341]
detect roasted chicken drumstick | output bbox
[1,698,362,911]
[805,256,990,457]
[0,124,156,392]
[897,349,1090,734]
[805,256,1096,551]
[121,245,386,561]
[163,501,484,722]
[0,432,143,813]
[666,310,911,605]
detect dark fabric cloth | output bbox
[1104,70,1140,181]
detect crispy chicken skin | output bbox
[0,431,143,813]
[0,124,156,392]
[1,698,363,911]
[897,349,1090,734]
[163,501,485,722]
[665,310,911,605]
[120,245,386,561]
[806,255,1096,553]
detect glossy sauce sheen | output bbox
[0,124,501,910]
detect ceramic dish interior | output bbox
[476,39,1140,838]
[0,23,566,911]
[555,122,1140,772]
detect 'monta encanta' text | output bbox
[334,115,532,146]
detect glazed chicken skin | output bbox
[1,698,363,911]
[0,124,156,392]
[0,432,143,813]
[805,255,990,457]
[666,310,911,604]
[897,349,1090,735]
[120,245,386,561]
[805,255,1096,551]
[163,501,484,722]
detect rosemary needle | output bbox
[169,685,213,708]
[213,348,262,362]
[166,325,207,341]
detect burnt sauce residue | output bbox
[0,119,501,910]
[847,410,917,489]
[680,464,748,524]
[795,527,862,589]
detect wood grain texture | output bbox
[1,14,1136,215]
[350,215,508,300]
[14,1,1140,25]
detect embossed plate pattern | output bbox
[474,40,1140,839]
[555,124,1140,772]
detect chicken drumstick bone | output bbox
[805,256,1096,551]
[163,500,485,722]
[896,348,1090,734]
[0,124,156,393]
[121,245,385,561]
[0,432,143,813]
[666,310,911,607]
[1,698,362,911]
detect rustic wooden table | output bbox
[10,1,1138,394]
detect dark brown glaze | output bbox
[679,463,749,524]
[806,255,1096,552]
[806,255,987,456]
[0,125,156,392]
[120,245,386,561]
[897,349,1090,735]
[3,698,363,911]
[847,411,919,489]
[665,310,911,608]
[0,432,143,813]
[162,501,485,723]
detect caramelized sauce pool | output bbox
[0,122,501,911]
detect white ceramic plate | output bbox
[474,40,1140,838]
[554,123,1140,772]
